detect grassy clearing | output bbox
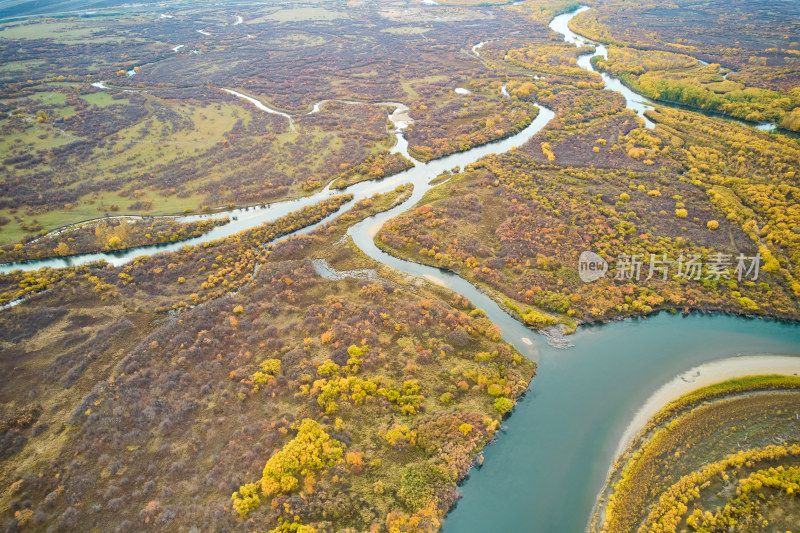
[401,75,450,100]
[0,100,242,244]
[26,91,66,105]
[0,20,125,43]
[108,101,238,153]
[51,105,76,118]
[250,7,346,23]
[381,26,431,35]
[0,122,72,154]
[0,59,45,76]
[264,33,326,48]
[0,189,206,246]
[81,92,128,107]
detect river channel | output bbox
[2,6,799,532]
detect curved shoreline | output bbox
[3,5,800,532]
[587,354,800,531]
[611,354,800,460]
[593,66,796,135]
[564,6,792,135]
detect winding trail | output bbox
[221,88,296,130]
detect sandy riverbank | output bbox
[613,353,800,459]
[384,103,413,129]
[588,353,800,532]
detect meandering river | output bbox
[2,6,799,532]
[549,7,656,129]
[551,7,784,133]
[442,315,800,532]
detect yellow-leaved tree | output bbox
[232,419,343,518]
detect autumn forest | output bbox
[1,0,800,532]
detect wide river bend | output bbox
[1,7,798,532]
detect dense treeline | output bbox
[0,216,227,264]
[0,194,351,309]
[106,195,354,313]
[570,0,800,127]
[331,152,413,189]
[569,0,800,92]
[593,47,800,128]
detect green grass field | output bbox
[81,92,128,107]
[0,20,129,43]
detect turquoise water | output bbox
[3,6,798,532]
[442,313,800,532]
[345,201,800,531]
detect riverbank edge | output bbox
[587,358,800,532]
[0,215,231,266]
[0,88,418,251]
[373,228,800,337]
[601,68,800,137]
[567,11,799,135]
[405,102,540,163]
[7,73,527,255]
